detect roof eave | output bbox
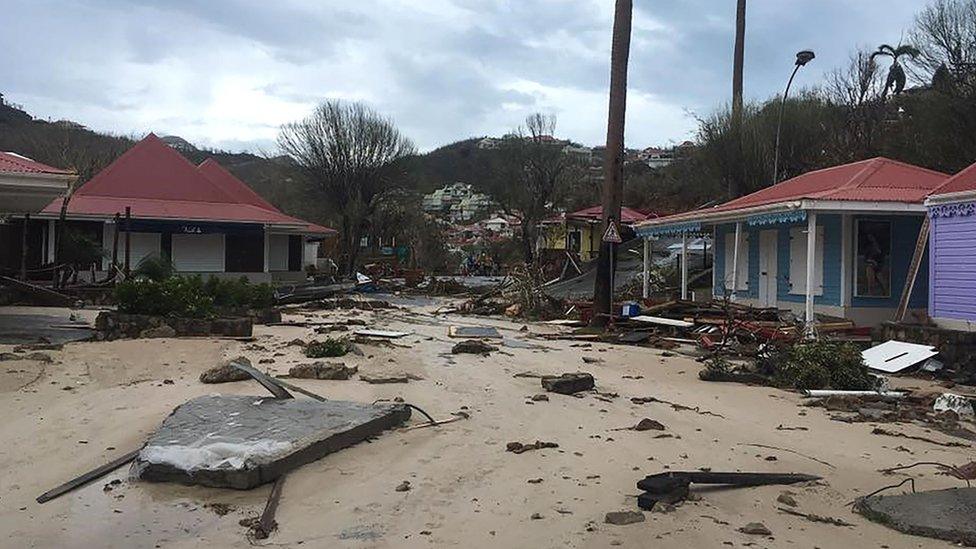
[925,190,976,206]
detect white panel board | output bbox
[172,233,224,272]
[269,234,289,272]
[862,340,939,373]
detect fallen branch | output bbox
[777,507,855,527]
[878,461,972,487]
[871,427,970,448]
[631,396,726,418]
[736,443,836,469]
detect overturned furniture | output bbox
[133,395,410,489]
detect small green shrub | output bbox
[305,337,350,358]
[771,341,876,391]
[133,254,176,282]
[204,276,275,309]
[115,276,214,318]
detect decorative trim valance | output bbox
[637,221,701,237]
[747,209,806,226]
[929,201,976,218]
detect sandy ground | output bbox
[0,300,970,548]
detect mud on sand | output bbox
[0,301,970,548]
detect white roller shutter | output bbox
[788,226,824,295]
[268,234,289,271]
[723,232,748,291]
[172,233,224,272]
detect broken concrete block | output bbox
[288,362,358,380]
[133,395,411,489]
[360,373,422,384]
[541,372,594,395]
[856,487,976,546]
[199,357,253,384]
[451,339,497,355]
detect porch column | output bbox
[263,228,270,273]
[642,237,651,298]
[680,232,689,300]
[46,220,56,264]
[804,212,817,333]
[730,222,743,300]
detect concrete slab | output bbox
[132,395,411,489]
[0,312,92,345]
[856,487,976,546]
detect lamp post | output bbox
[772,49,815,185]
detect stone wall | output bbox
[877,322,976,379]
[95,311,252,340]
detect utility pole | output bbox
[730,0,746,200]
[592,0,632,327]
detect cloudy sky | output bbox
[3,0,926,153]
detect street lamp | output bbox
[772,50,815,185]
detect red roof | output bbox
[641,157,948,226]
[41,134,334,234]
[567,205,656,224]
[931,161,976,197]
[0,151,75,176]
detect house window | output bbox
[855,220,891,298]
[567,230,582,253]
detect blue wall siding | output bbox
[929,213,976,320]
[851,215,928,309]
[712,223,757,299]
[776,214,842,307]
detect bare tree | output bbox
[592,0,632,326]
[909,0,976,85]
[826,49,885,107]
[729,0,747,199]
[278,100,415,276]
[487,113,579,265]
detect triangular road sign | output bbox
[602,220,623,244]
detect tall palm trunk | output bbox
[592,0,632,327]
[730,0,747,199]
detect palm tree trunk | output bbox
[592,0,632,327]
[730,0,747,199]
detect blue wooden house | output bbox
[634,158,949,328]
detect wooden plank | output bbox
[251,474,287,539]
[36,449,140,503]
[895,215,930,322]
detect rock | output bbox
[530,512,543,520]
[527,478,544,484]
[506,441,558,454]
[199,357,253,384]
[604,510,645,525]
[633,418,666,431]
[287,338,306,347]
[541,372,594,395]
[581,356,604,364]
[359,373,422,384]
[258,358,275,364]
[777,493,798,507]
[531,394,549,402]
[395,481,411,492]
[451,339,497,355]
[739,522,772,536]
[139,324,177,339]
[289,362,358,380]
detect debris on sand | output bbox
[541,372,595,395]
[531,394,549,402]
[451,339,498,355]
[604,510,645,525]
[287,338,306,347]
[506,441,558,454]
[199,357,253,384]
[288,362,358,380]
[636,471,821,511]
[395,481,411,492]
[738,522,772,536]
[133,395,411,489]
[776,492,798,507]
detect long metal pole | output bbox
[772,63,801,185]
